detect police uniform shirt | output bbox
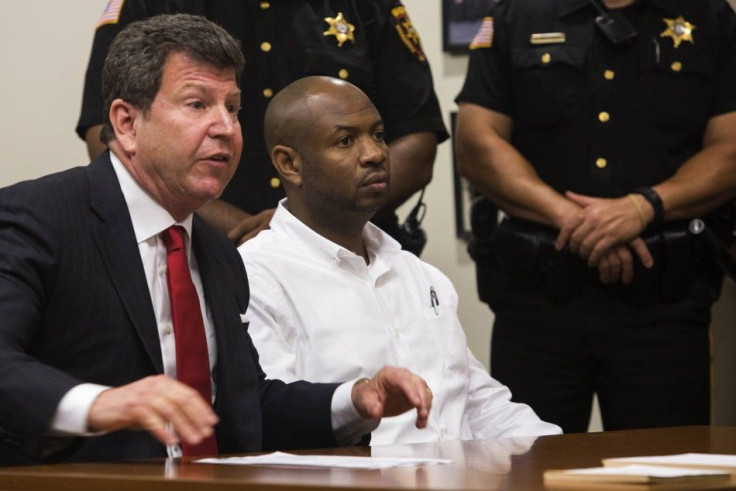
[456,0,736,199]
[77,0,449,215]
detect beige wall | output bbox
[1,0,735,428]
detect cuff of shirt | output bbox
[331,379,379,446]
[49,383,111,436]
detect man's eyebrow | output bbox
[331,119,384,133]
[178,82,241,97]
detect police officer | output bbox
[455,0,736,433]
[77,0,448,250]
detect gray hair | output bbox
[100,13,244,143]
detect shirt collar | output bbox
[109,151,193,248]
[270,199,402,266]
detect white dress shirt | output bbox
[50,154,371,449]
[240,200,562,446]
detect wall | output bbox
[1,0,735,429]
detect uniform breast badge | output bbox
[660,16,696,48]
[323,12,355,47]
[391,6,426,62]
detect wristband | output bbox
[627,194,647,231]
[633,186,664,228]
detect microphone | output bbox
[688,218,736,281]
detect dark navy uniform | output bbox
[456,0,736,432]
[77,0,448,222]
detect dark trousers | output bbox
[490,285,711,434]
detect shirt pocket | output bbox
[640,46,715,130]
[510,45,588,128]
[412,305,468,375]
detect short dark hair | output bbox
[100,14,244,143]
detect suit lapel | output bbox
[191,217,247,400]
[191,217,229,382]
[87,154,164,373]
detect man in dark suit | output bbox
[0,14,431,466]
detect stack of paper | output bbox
[603,453,736,474]
[544,464,730,485]
[545,453,736,487]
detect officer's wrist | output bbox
[633,187,664,229]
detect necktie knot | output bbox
[163,226,186,253]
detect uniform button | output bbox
[260,41,272,52]
[164,325,173,335]
[263,88,273,98]
[595,158,607,169]
[270,177,281,188]
[260,1,270,9]
[541,52,551,64]
[338,68,349,80]
[598,111,610,123]
[671,61,682,72]
[604,69,615,80]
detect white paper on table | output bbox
[560,464,729,478]
[197,451,453,469]
[603,453,736,472]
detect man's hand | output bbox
[227,208,275,245]
[559,191,654,269]
[87,375,218,447]
[351,366,432,429]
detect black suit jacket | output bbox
[0,154,339,465]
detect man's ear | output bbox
[271,145,303,187]
[108,99,140,154]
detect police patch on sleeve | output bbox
[391,6,426,62]
[470,17,494,50]
[97,0,125,28]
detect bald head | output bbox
[264,76,373,153]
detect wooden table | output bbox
[1,426,735,490]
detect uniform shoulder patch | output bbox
[97,0,125,28]
[391,6,426,62]
[470,17,494,50]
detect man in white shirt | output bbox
[0,15,431,465]
[239,76,561,445]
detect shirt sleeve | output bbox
[368,0,449,144]
[49,384,110,436]
[330,380,380,445]
[464,352,562,438]
[75,0,159,140]
[455,7,514,116]
[712,2,736,117]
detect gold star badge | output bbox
[660,16,696,48]
[323,12,355,47]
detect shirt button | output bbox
[598,111,610,123]
[671,61,682,72]
[260,41,272,52]
[595,158,607,169]
[604,69,615,80]
[263,87,273,98]
[270,177,281,188]
[260,1,270,9]
[541,52,551,64]
[338,68,349,80]
[164,325,173,336]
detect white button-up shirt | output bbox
[240,200,561,445]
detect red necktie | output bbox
[162,226,218,457]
